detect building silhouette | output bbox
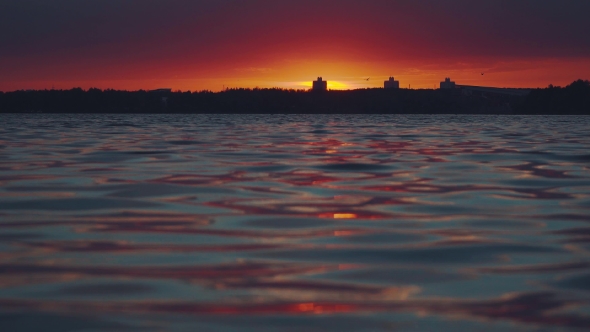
[384,77,400,89]
[313,77,328,91]
[440,78,456,89]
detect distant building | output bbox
[312,77,328,91]
[440,78,456,89]
[384,77,400,89]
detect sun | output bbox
[297,80,349,90]
[327,81,348,90]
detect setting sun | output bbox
[297,80,349,91]
[327,81,349,90]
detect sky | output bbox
[1,0,589,91]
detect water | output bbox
[1,114,589,331]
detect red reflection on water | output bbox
[221,280,385,294]
[205,199,394,220]
[367,141,413,151]
[0,261,334,283]
[272,171,341,187]
[502,162,577,179]
[282,139,349,148]
[141,301,358,316]
[365,181,496,194]
[23,160,75,170]
[428,229,497,245]
[474,262,590,274]
[1,292,588,329]
[0,218,371,240]
[80,167,127,172]
[20,240,289,254]
[151,171,252,186]
[366,180,574,200]
[0,175,59,185]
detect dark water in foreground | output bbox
[1,114,590,331]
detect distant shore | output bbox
[1,80,588,115]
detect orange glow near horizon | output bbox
[3,56,588,92]
[298,80,349,91]
[1,2,589,92]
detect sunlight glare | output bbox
[296,81,349,90]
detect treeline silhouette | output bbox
[0,80,588,114]
[520,80,590,115]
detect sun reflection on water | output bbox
[0,114,589,331]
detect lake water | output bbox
[1,114,589,331]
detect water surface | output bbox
[1,114,589,331]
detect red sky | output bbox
[1,0,589,91]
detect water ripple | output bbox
[1,114,590,331]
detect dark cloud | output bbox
[1,0,588,58]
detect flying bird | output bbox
[365,78,370,81]
[481,73,485,76]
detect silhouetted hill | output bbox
[0,80,588,114]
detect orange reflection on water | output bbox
[332,213,358,219]
[294,302,354,314]
[2,291,589,329]
[2,115,590,331]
